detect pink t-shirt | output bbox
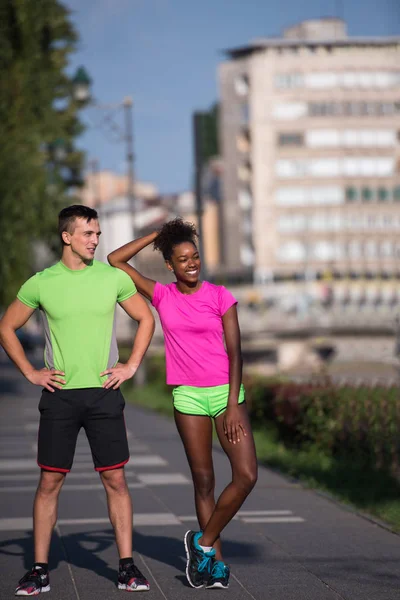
[152,281,237,387]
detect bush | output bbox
[244,375,400,474]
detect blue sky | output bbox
[64,0,400,193]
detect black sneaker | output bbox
[118,562,150,592]
[15,566,50,596]
[206,560,230,589]
[184,530,216,588]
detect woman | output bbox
[108,218,257,590]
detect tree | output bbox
[0,0,87,307]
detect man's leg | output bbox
[15,471,65,595]
[100,467,132,558]
[100,468,150,592]
[86,389,150,591]
[34,470,66,562]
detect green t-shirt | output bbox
[17,260,136,389]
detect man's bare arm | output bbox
[100,293,155,389]
[0,299,66,391]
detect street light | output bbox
[72,66,92,103]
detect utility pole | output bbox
[193,112,207,279]
[88,158,100,207]
[123,96,146,385]
[123,96,135,233]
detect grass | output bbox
[122,375,400,532]
[252,426,400,531]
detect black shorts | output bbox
[37,388,129,473]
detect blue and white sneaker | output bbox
[184,530,216,588]
[206,560,230,589]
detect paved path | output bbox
[0,353,400,599]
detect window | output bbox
[348,241,362,258]
[365,241,377,258]
[275,73,303,89]
[346,187,358,202]
[238,188,253,210]
[237,162,251,182]
[240,244,254,267]
[381,241,393,257]
[312,241,335,261]
[275,188,306,206]
[306,130,339,147]
[242,216,253,235]
[362,187,373,202]
[234,75,249,96]
[377,187,389,201]
[240,103,249,125]
[278,133,304,146]
[276,158,394,179]
[273,102,307,120]
[236,132,251,153]
[277,241,306,262]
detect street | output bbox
[0,353,400,600]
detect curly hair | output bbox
[153,218,198,261]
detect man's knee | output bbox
[101,468,129,495]
[37,471,65,496]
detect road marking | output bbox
[24,424,40,432]
[178,510,304,524]
[137,473,191,485]
[0,483,145,492]
[0,456,167,472]
[0,512,304,531]
[242,516,305,523]
[0,472,101,482]
[238,510,293,516]
[30,443,151,455]
[0,459,35,471]
[0,512,181,531]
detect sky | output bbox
[64,0,400,194]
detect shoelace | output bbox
[197,554,214,575]
[124,564,146,581]
[211,561,227,579]
[19,570,44,586]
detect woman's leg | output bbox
[199,404,258,548]
[174,409,223,560]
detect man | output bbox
[0,205,155,595]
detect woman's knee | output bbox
[191,469,215,498]
[233,465,258,493]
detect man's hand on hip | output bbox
[100,362,136,389]
[26,368,66,392]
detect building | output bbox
[79,169,158,208]
[218,18,400,283]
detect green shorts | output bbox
[172,384,245,419]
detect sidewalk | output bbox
[1,354,400,599]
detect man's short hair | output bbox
[58,205,98,243]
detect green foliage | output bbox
[0,0,86,307]
[122,353,400,529]
[244,376,400,473]
[194,103,219,166]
